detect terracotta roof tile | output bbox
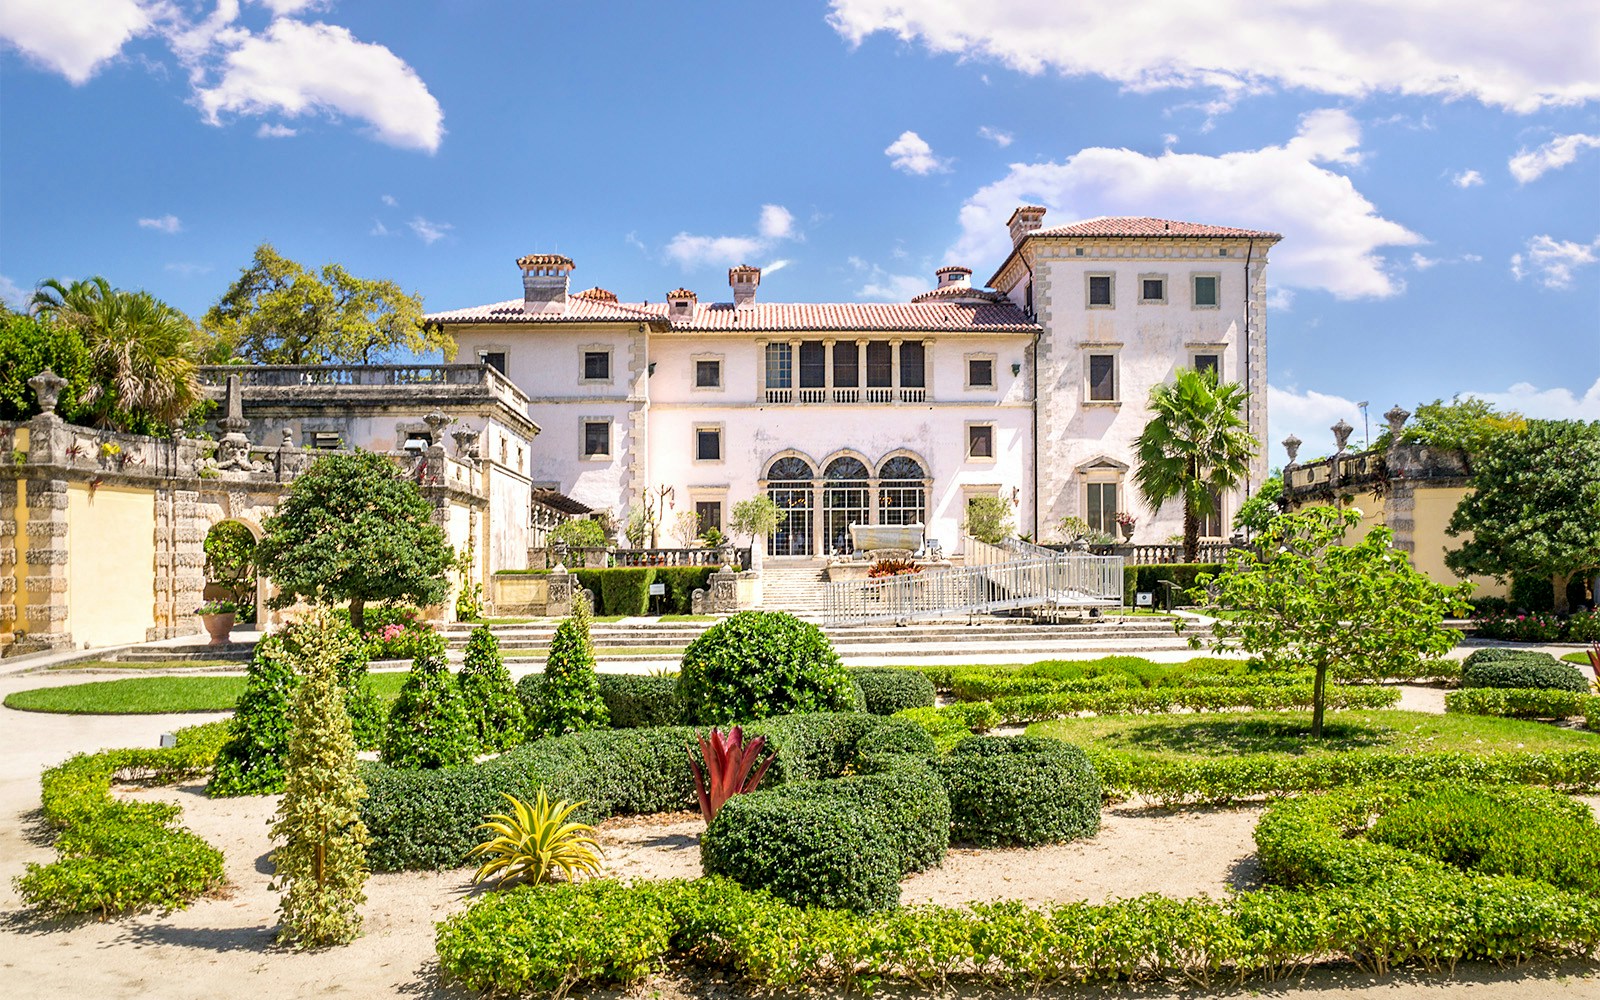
[574,286,618,302]
[425,297,1037,333]
[909,285,1002,304]
[1031,216,1282,239]
[667,288,697,300]
[515,253,575,268]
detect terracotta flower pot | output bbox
[200,612,236,646]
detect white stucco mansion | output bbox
[426,208,1278,559]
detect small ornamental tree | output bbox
[1446,419,1600,615]
[380,631,478,768]
[729,496,780,545]
[1194,505,1471,738]
[457,625,526,753]
[256,451,454,631]
[548,517,608,552]
[963,495,1014,545]
[1233,474,1284,538]
[678,611,855,724]
[269,609,370,948]
[528,593,609,736]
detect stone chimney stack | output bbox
[935,265,973,290]
[519,253,574,315]
[728,264,761,306]
[1006,205,1047,247]
[666,287,698,320]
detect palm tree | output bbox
[31,277,202,431]
[1133,369,1257,562]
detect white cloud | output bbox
[1465,379,1600,421]
[1265,287,1296,311]
[1410,250,1481,271]
[138,214,182,234]
[0,0,152,85]
[256,122,296,138]
[0,273,27,309]
[194,19,444,152]
[762,259,792,276]
[1508,133,1600,183]
[1411,252,1438,270]
[885,130,951,175]
[1510,234,1600,289]
[1267,384,1367,459]
[949,109,1421,299]
[381,193,398,207]
[849,256,927,301]
[1451,169,1484,188]
[408,216,451,245]
[758,204,795,240]
[827,0,1600,112]
[258,0,325,13]
[370,219,392,237]
[978,125,1013,147]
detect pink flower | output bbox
[380,624,404,642]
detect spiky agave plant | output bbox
[688,725,774,823]
[467,791,603,887]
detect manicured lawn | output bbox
[1029,708,1598,758]
[1562,650,1595,665]
[5,671,410,715]
[47,659,244,671]
[659,614,716,622]
[504,646,687,659]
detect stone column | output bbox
[545,565,573,618]
[19,474,70,652]
[172,489,206,638]
[0,478,19,645]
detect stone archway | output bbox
[203,519,262,625]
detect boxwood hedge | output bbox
[677,611,855,724]
[517,672,685,729]
[849,667,937,715]
[933,735,1100,846]
[1462,650,1589,693]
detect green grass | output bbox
[504,646,687,659]
[5,671,410,715]
[659,614,716,622]
[1029,709,1598,758]
[47,659,244,671]
[1562,651,1596,665]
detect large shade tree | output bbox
[204,243,447,364]
[1133,368,1256,561]
[256,452,454,629]
[1446,419,1600,614]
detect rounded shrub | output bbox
[1462,650,1588,693]
[851,668,937,715]
[677,611,855,724]
[933,735,1101,846]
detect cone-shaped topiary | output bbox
[269,609,370,948]
[457,625,526,753]
[380,630,479,768]
[527,592,609,737]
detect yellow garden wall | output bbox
[1411,486,1505,599]
[67,483,156,649]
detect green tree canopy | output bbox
[1445,419,1600,614]
[1197,506,1470,737]
[1377,396,1526,459]
[1134,368,1256,561]
[730,496,781,543]
[256,452,454,629]
[204,243,447,365]
[1232,474,1284,537]
[0,308,93,424]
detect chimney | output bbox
[518,253,574,314]
[666,287,698,320]
[1006,205,1047,247]
[728,264,761,306]
[934,265,972,289]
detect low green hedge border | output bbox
[1461,649,1590,693]
[850,668,937,715]
[933,736,1100,847]
[895,703,1001,752]
[435,872,1600,995]
[17,721,230,917]
[1122,562,1223,607]
[989,683,1399,724]
[1446,687,1600,726]
[570,567,717,616]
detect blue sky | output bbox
[2,1,1597,457]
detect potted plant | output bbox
[196,600,237,646]
[1115,511,1137,542]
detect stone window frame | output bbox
[1085,271,1115,309]
[964,352,998,391]
[578,344,614,385]
[1191,272,1222,310]
[1187,341,1228,381]
[965,421,998,463]
[1137,273,1168,305]
[691,352,725,391]
[580,416,612,461]
[1077,456,1129,537]
[475,343,511,375]
[693,422,724,465]
[688,485,730,536]
[1079,343,1123,405]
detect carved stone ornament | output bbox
[28,369,68,415]
[1331,419,1354,453]
[1282,434,1302,463]
[1384,405,1410,439]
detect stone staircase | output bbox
[759,560,832,617]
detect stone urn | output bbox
[1119,522,1136,542]
[199,611,236,646]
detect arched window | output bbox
[765,456,815,557]
[878,455,927,526]
[767,456,812,481]
[822,457,870,555]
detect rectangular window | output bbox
[1193,353,1220,379]
[694,501,722,533]
[899,341,925,388]
[1087,274,1113,307]
[967,357,995,388]
[865,341,893,387]
[479,350,507,374]
[1024,282,1034,314]
[695,427,722,462]
[1193,274,1219,307]
[582,421,609,458]
[764,343,793,388]
[1088,354,1116,401]
[583,350,610,381]
[1086,482,1118,535]
[967,424,994,460]
[1201,487,1224,538]
[694,359,722,388]
[311,432,341,450]
[833,344,859,387]
[799,340,827,389]
[1140,277,1165,304]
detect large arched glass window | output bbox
[765,456,815,556]
[877,456,927,526]
[822,457,870,554]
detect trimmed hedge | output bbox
[18,722,229,916]
[989,682,1400,724]
[1122,563,1223,607]
[895,702,1001,752]
[569,566,717,615]
[850,668,937,715]
[933,735,1100,847]
[1462,649,1589,693]
[1445,688,1599,724]
[677,611,854,724]
[599,673,684,728]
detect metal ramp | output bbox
[823,545,1124,627]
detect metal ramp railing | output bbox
[824,550,1124,626]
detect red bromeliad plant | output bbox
[688,726,774,823]
[1588,643,1600,689]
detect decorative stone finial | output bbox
[1331,419,1353,453]
[423,410,449,436]
[1283,434,1302,463]
[1384,405,1410,439]
[452,428,480,460]
[28,369,68,415]
[280,428,294,447]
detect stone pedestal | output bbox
[545,566,573,618]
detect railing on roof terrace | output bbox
[197,363,529,408]
[825,552,1123,626]
[761,385,933,405]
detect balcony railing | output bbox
[761,385,927,404]
[198,363,530,409]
